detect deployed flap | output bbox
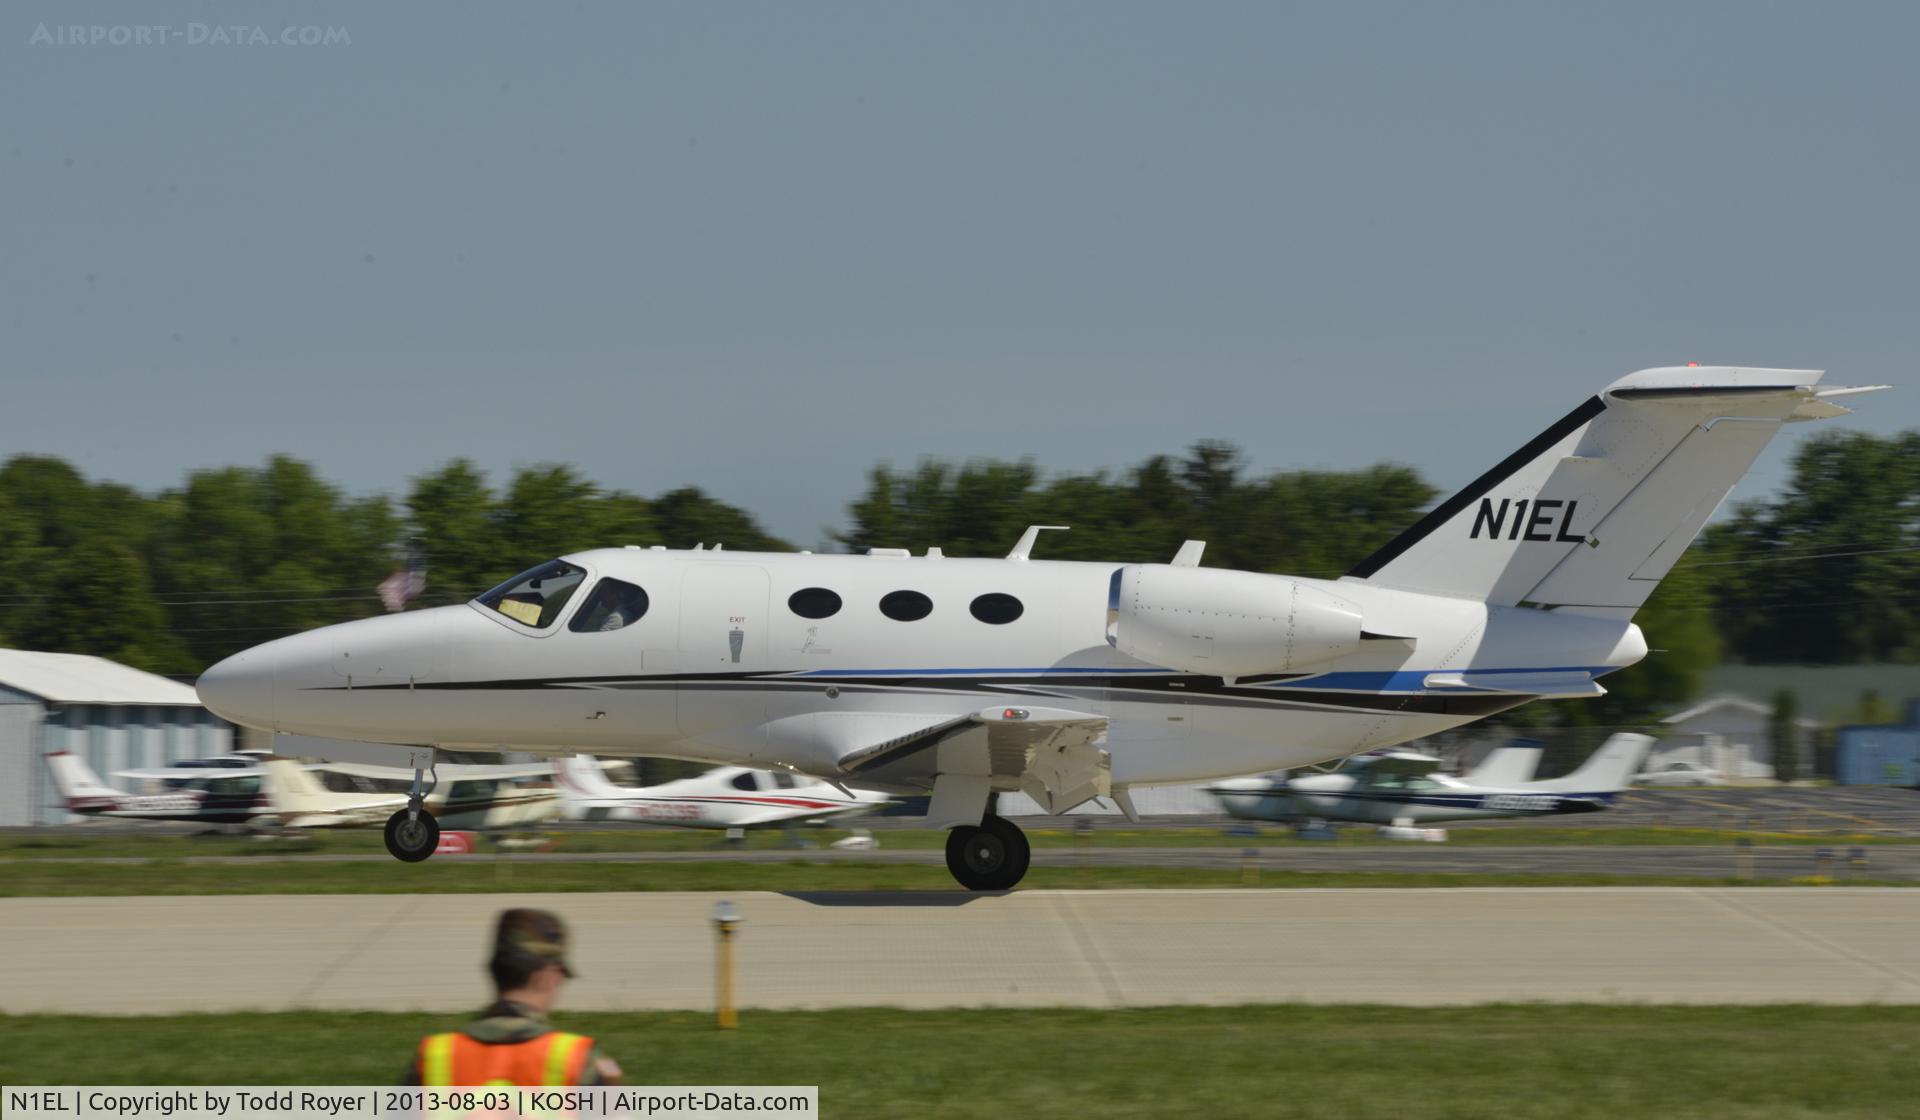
[979,705,1112,814]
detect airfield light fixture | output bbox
[711,900,742,1030]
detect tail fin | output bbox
[1345,368,1886,613]
[1463,742,1543,786]
[260,760,335,813]
[46,752,120,805]
[1533,734,1653,793]
[553,755,627,801]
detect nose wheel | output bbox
[945,813,1031,890]
[384,806,440,862]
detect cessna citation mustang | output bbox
[196,367,1885,888]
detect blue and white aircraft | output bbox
[1207,733,1651,828]
[195,366,1884,888]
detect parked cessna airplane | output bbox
[553,754,891,829]
[49,752,559,832]
[1207,733,1651,827]
[257,760,562,831]
[48,751,268,825]
[196,367,1884,887]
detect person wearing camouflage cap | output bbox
[406,909,623,1086]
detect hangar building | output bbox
[0,649,233,825]
[1834,700,1920,786]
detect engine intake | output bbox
[1105,565,1364,679]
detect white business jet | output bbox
[552,755,891,829]
[1207,733,1651,828]
[195,367,1884,888]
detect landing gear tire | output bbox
[945,813,1031,891]
[384,808,440,862]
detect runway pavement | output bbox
[16,845,1920,879]
[5,888,1919,1014]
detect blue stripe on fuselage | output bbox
[788,665,1615,693]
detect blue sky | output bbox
[5,2,1915,548]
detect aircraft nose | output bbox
[197,644,279,730]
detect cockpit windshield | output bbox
[477,559,587,629]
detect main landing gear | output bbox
[382,759,440,863]
[945,814,1031,891]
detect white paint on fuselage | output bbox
[201,547,1646,790]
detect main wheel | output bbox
[944,813,1031,890]
[383,808,440,862]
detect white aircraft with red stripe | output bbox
[552,755,890,828]
[195,366,1885,888]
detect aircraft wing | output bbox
[311,761,559,781]
[115,765,264,781]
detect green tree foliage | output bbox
[405,469,780,605]
[0,454,778,673]
[1769,688,1800,782]
[1575,560,1723,727]
[1701,431,1920,664]
[839,443,1436,575]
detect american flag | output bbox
[378,553,427,613]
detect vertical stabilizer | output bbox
[1464,743,1544,786]
[1345,368,1883,614]
[1533,734,1653,793]
[553,754,629,800]
[45,752,121,804]
[260,760,336,813]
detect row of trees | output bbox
[1,429,1913,723]
[0,455,780,675]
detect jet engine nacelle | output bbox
[1106,565,1365,679]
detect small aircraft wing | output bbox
[115,765,263,782]
[311,761,560,782]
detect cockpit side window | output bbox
[569,578,650,633]
[730,772,758,792]
[477,560,587,629]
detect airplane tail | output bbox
[1463,742,1544,786]
[553,754,628,801]
[260,759,337,813]
[46,752,120,806]
[1345,368,1885,615]
[1532,734,1653,793]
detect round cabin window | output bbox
[788,587,843,620]
[969,592,1024,625]
[879,590,934,622]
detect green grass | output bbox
[3,858,1912,896]
[5,1005,1918,1119]
[0,823,1894,862]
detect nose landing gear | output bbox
[382,757,440,862]
[944,813,1031,890]
[383,807,440,862]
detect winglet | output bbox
[1170,540,1205,567]
[1006,525,1069,561]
